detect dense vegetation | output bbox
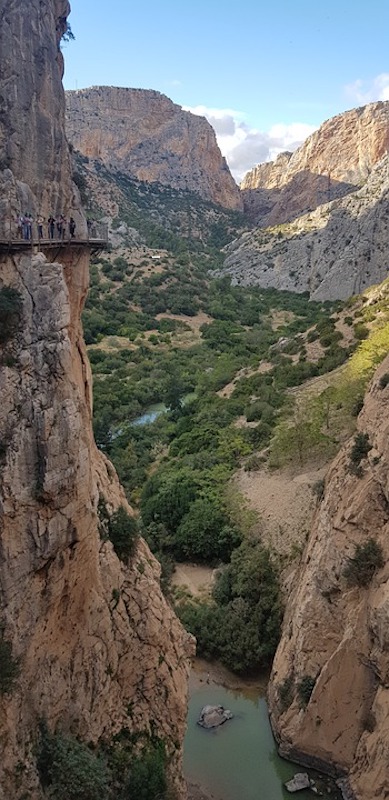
[80,168,389,674]
[37,724,169,800]
[176,537,282,673]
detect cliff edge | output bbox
[0,3,193,797]
[268,354,389,800]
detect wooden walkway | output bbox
[0,238,108,255]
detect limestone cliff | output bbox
[241,102,389,226]
[268,354,389,800]
[221,151,389,300]
[0,2,193,798]
[65,86,243,211]
[0,0,85,236]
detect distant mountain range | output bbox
[66,90,389,301]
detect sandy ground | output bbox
[269,309,296,330]
[171,564,215,598]
[235,463,328,556]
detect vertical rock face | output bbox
[65,86,243,211]
[0,0,84,235]
[241,102,389,226]
[268,355,389,800]
[0,2,193,797]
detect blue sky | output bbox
[63,0,389,181]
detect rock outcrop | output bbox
[268,354,389,800]
[0,3,193,798]
[0,0,85,236]
[65,86,243,211]
[241,102,389,226]
[220,151,389,300]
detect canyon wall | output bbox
[241,102,389,227]
[268,353,389,800]
[65,86,243,211]
[0,2,193,797]
[221,150,389,300]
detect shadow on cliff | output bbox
[242,170,358,227]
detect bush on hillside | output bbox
[343,538,384,587]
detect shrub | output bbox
[278,675,294,712]
[108,507,138,561]
[297,675,316,707]
[124,739,167,800]
[37,725,110,800]
[343,538,384,587]
[349,432,371,472]
[354,323,369,341]
[0,287,23,344]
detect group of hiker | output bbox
[16,213,76,241]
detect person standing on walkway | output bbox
[69,217,76,238]
[16,214,23,239]
[37,214,44,239]
[48,215,55,239]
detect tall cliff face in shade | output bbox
[268,354,389,800]
[0,2,194,798]
[241,102,389,226]
[65,86,243,211]
[0,0,85,235]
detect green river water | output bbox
[184,682,342,800]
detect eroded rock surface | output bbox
[65,86,242,211]
[268,355,389,800]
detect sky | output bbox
[63,0,389,183]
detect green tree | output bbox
[37,726,109,800]
[108,507,138,561]
[343,538,384,587]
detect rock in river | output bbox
[197,705,234,729]
[285,773,311,792]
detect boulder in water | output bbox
[285,773,311,792]
[197,704,233,729]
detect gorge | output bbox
[1,2,389,800]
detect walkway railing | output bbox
[0,221,109,249]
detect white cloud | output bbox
[184,104,316,183]
[345,73,389,105]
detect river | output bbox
[131,394,197,426]
[185,663,342,800]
